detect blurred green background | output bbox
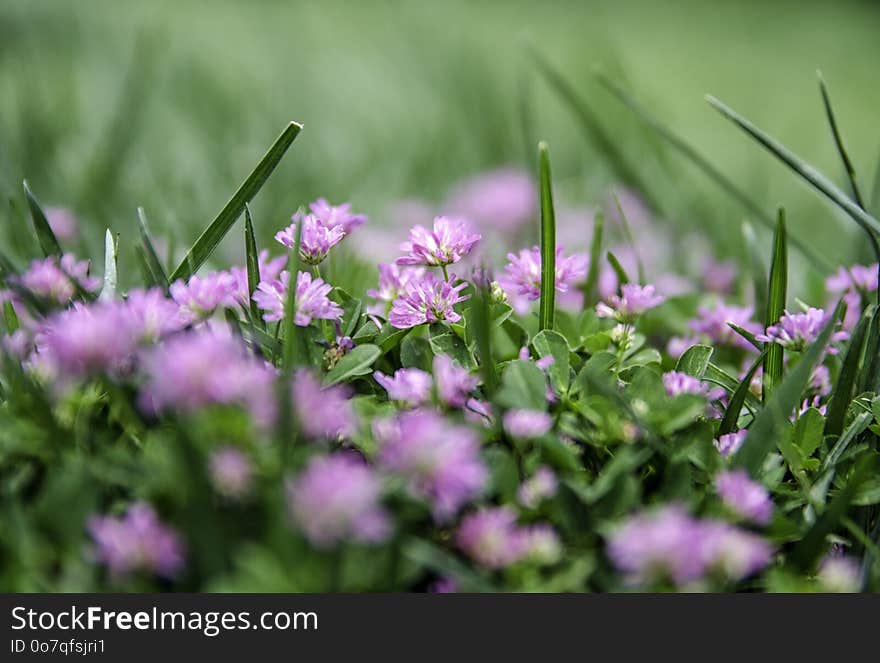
[1,0,879,290]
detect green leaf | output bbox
[792,407,825,459]
[402,537,494,593]
[718,349,766,436]
[581,209,604,305]
[824,311,869,437]
[98,229,119,301]
[496,360,547,411]
[532,329,570,395]
[324,344,380,385]
[675,344,713,378]
[243,205,266,331]
[538,141,556,332]
[428,324,475,369]
[171,121,302,281]
[374,324,408,353]
[23,180,62,257]
[470,279,497,397]
[399,335,433,371]
[136,207,170,289]
[763,209,787,401]
[3,300,20,333]
[731,303,843,476]
[823,411,872,471]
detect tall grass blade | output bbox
[171,121,302,281]
[244,205,265,331]
[817,72,865,208]
[472,273,497,398]
[732,303,843,476]
[611,191,645,284]
[824,310,869,438]
[22,180,61,257]
[538,141,556,331]
[762,209,787,401]
[282,223,304,373]
[98,229,119,301]
[598,74,830,271]
[606,251,631,288]
[858,306,880,393]
[136,207,170,289]
[581,210,604,305]
[718,349,767,435]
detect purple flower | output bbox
[396,216,481,267]
[429,577,458,593]
[309,198,367,235]
[662,371,724,401]
[689,303,762,351]
[818,552,860,592]
[446,168,535,233]
[456,507,527,569]
[373,367,432,405]
[433,354,478,408]
[252,270,343,326]
[366,263,426,317]
[388,272,469,329]
[517,466,558,508]
[275,212,346,265]
[209,447,253,499]
[139,328,275,425]
[715,469,773,525]
[38,302,138,379]
[17,254,99,303]
[88,502,184,578]
[292,370,357,440]
[701,258,737,294]
[499,246,588,314]
[229,250,287,305]
[375,409,487,520]
[714,430,747,458]
[756,307,848,352]
[286,453,390,548]
[522,524,562,564]
[170,271,238,320]
[826,263,878,295]
[44,206,79,240]
[125,288,187,342]
[596,283,665,321]
[698,521,773,581]
[503,409,553,439]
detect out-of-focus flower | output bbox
[433,354,478,408]
[229,250,287,305]
[309,198,367,235]
[699,521,773,581]
[88,502,184,578]
[252,270,343,326]
[139,328,275,425]
[499,246,588,314]
[662,371,724,401]
[275,212,346,265]
[596,284,664,322]
[396,216,481,267]
[817,552,860,592]
[689,303,761,351]
[366,263,425,317]
[810,365,832,397]
[667,335,701,360]
[44,206,79,241]
[292,370,357,440]
[388,272,469,329]
[170,271,238,321]
[375,409,487,520]
[456,507,525,569]
[125,288,187,343]
[714,430,747,458]
[429,577,458,593]
[286,453,390,548]
[522,524,562,564]
[826,263,878,296]
[209,447,254,499]
[17,254,99,303]
[503,409,553,439]
[701,258,738,294]
[446,168,535,234]
[518,466,558,508]
[756,307,848,352]
[715,469,773,525]
[373,367,432,405]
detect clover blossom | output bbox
[170,271,238,321]
[387,272,469,329]
[125,288,187,343]
[756,307,848,352]
[503,409,553,439]
[715,469,773,525]
[292,369,357,440]
[275,211,346,265]
[596,283,664,321]
[309,198,367,235]
[433,354,479,408]
[517,466,558,509]
[17,254,99,303]
[209,447,254,499]
[252,270,343,326]
[456,507,559,569]
[689,303,761,351]
[229,250,287,305]
[817,552,860,593]
[714,430,747,458]
[499,246,588,314]
[396,216,481,267]
[373,367,433,405]
[366,263,426,317]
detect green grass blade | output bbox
[98,229,119,301]
[171,121,302,281]
[598,74,831,271]
[136,206,170,290]
[706,95,880,247]
[282,220,304,374]
[817,71,865,208]
[871,148,880,216]
[858,306,880,393]
[538,141,556,332]
[22,180,62,257]
[824,310,869,438]
[244,204,266,331]
[762,209,787,401]
[606,251,631,288]
[611,191,645,284]
[718,349,766,436]
[732,302,843,477]
[581,210,604,306]
[726,322,762,351]
[472,274,497,398]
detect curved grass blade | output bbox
[98,229,119,301]
[597,74,831,271]
[731,302,843,477]
[137,207,169,289]
[727,322,762,351]
[538,141,556,331]
[171,121,302,281]
[718,348,766,436]
[22,180,61,257]
[858,306,880,392]
[823,410,872,472]
[762,209,787,401]
[471,273,497,398]
[581,209,604,305]
[611,191,645,284]
[606,251,630,288]
[818,72,866,208]
[244,204,265,331]
[706,95,880,244]
[824,310,869,437]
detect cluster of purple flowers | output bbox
[456,507,561,569]
[596,283,665,322]
[16,254,100,303]
[374,355,478,407]
[253,270,343,325]
[756,307,848,352]
[499,246,588,314]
